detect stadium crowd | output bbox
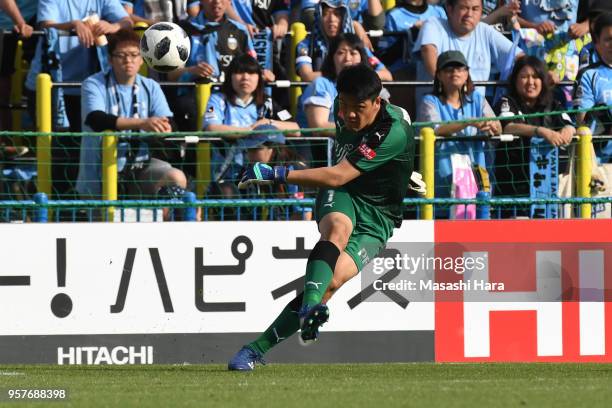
[0,0,611,220]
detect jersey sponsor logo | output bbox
[358,143,376,160]
[219,54,234,67]
[254,0,272,9]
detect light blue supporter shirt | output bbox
[296,76,336,129]
[378,3,447,71]
[76,70,173,197]
[574,62,612,161]
[413,17,521,103]
[521,0,578,33]
[203,92,262,182]
[417,92,494,199]
[25,0,128,95]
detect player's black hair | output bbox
[320,33,368,81]
[222,54,266,107]
[336,64,381,102]
[592,12,612,43]
[108,29,141,55]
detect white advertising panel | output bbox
[0,221,434,336]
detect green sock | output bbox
[248,302,300,355]
[302,241,340,307]
[302,260,334,306]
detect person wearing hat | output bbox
[417,50,501,218]
[239,124,312,220]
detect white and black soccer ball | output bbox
[140,22,190,73]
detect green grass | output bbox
[1,363,612,407]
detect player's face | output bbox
[516,65,543,104]
[110,44,142,79]
[333,42,362,75]
[436,63,469,94]
[448,0,482,36]
[595,26,612,66]
[231,70,259,99]
[204,0,227,21]
[322,6,343,38]
[338,93,381,132]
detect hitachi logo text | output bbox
[57,346,153,365]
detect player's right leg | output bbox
[227,189,354,369]
[297,188,356,344]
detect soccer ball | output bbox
[140,22,190,73]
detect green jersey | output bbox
[333,99,416,227]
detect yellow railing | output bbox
[134,22,149,77]
[289,22,307,117]
[195,82,212,197]
[419,127,435,220]
[577,126,592,219]
[102,131,118,221]
[36,73,52,197]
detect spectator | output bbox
[495,56,574,217]
[296,0,392,82]
[224,0,290,101]
[121,0,200,25]
[300,0,385,32]
[24,0,132,200]
[226,0,289,40]
[0,0,35,132]
[76,29,187,206]
[240,125,312,220]
[574,12,612,163]
[481,0,520,27]
[416,50,501,217]
[578,0,609,70]
[296,33,368,164]
[377,0,446,115]
[518,0,585,39]
[202,55,299,186]
[413,0,521,108]
[378,0,446,72]
[167,0,259,131]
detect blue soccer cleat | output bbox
[298,304,329,346]
[227,346,266,371]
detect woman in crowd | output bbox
[202,54,299,186]
[417,50,501,218]
[240,124,312,220]
[496,55,575,217]
[296,33,369,165]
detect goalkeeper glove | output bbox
[238,162,289,189]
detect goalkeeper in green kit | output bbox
[228,64,416,371]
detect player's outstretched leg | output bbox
[228,294,303,371]
[298,240,340,345]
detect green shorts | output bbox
[315,188,395,272]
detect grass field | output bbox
[1,363,612,407]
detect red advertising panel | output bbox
[434,220,612,362]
